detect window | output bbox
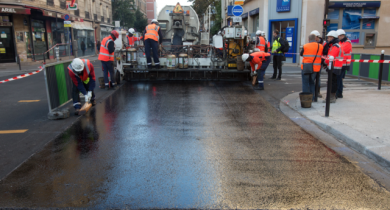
[85,11,90,19]
[100,4,103,17]
[75,10,79,16]
[47,0,54,6]
[327,8,378,46]
[60,1,66,9]
[106,6,109,18]
[252,15,259,33]
[84,0,89,17]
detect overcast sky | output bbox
[156,0,192,14]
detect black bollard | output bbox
[325,57,334,117]
[378,50,385,90]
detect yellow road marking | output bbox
[0,130,28,134]
[19,100,40,102]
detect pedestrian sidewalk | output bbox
[0,55,98,78]
[281,77,390,171]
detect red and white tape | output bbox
[0,66,44,84]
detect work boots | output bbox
[322,93,336,103]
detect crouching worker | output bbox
[242,52,271,90]
[68,58,96,115]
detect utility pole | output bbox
[221,0,225,27]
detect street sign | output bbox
[66,1,78,10]
[234,1,245,5]
[233,16,242,23]
[232,5,243,17]
[64,14,70,21]
[64,21,71,27]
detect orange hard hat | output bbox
[111,30,119,39]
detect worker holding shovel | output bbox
[68,58,96,115]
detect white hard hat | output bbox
[256,30,262,36]
[326,30,338,38]
[337,29,346,36]
[128,28,135,34]
[261,31,266,36]
[242,53,250,61]
[151,19,158,23]
[310,30,321,37]
[71,58,84,73]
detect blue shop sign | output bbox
[249,8,259,16]
[241,12,248,19]
[227,5,233,16]
[329,1,381,8]
[277,0,291,12]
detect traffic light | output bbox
[323,19,330,27]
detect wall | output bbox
[13,15,31,62]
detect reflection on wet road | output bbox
[1,81,390,209]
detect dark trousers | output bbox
[72,83,95,109]
[102,61,115,87]
[272,55,282,78]
[331,72,338,93]
[144,39,160,67]
[336,66,348,95]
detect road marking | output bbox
[0,130,28,134]
[19,100,40,102]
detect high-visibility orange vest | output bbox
[301,42,323,72]
[126,35,143,49]
[267,41,271,52]
[144,24,160,42]
[340,39,352,66]
[256,36,266,52]
[326,43,343,70]
[98,36,114,61]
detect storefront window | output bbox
[74,29,95,56]
[342,9,361,29]
[345,32,360,44]
[31,20,47,60]
[328,9,339,20]
[51,21,71,57]
[362,9,376,29]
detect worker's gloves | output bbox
[84,95,90,103]
[87,91,92,99]
[251,71,257,77]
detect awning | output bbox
[0,5,30,14]
[72,21,94,30]
[329,1,381,8]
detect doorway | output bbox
[269,18,298,63]
[0,27,16,63]
[31,19,47,61]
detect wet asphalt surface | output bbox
[1,80,390,209]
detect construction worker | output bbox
[255,30,267,52]
[143,19,163,69]
[242,51,272,90]
[337,29,352,99]
[323,30,343,103]
[271,29,286,80]
[68,58,96,114]
[126,28,143,49]
[98,30,119,90]
[260,31,271,53]
[300,33,323,101]
[310,30,325,98]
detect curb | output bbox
[280,91,390,172]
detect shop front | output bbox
[327,1,381,48]
[73,21,95,57]
[249,8,259,36]
[268,0,301,63]
[0,5,31,63]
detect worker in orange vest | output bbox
[255,30,267,52]
[323,30,343,103]
[143,19,163,69]
[261,31,271,52]
[126,28,143,49]
[68,58,96,114]
[300,33,323,101]
[337,29,352,98]
[98,30,119,90]
[242,51,272,90]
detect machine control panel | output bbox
[235,28,242,39]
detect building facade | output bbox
[146,0,156,23]
[221,0,389,64]
[0,0,113,63]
